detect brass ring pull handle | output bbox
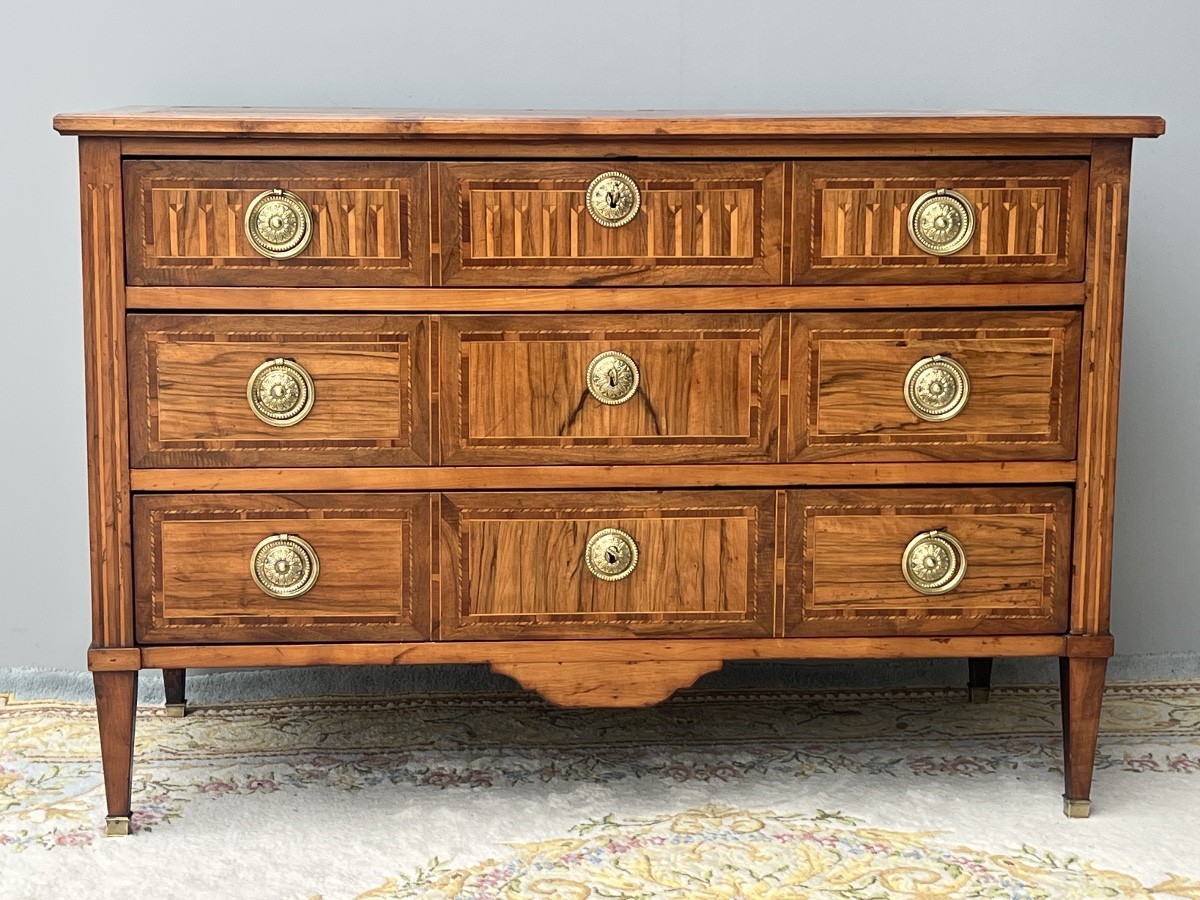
[586,350,640,405]
[247,358,316,427]
[245,188,313,259]
[251,533,320,599]
[585,528,639,582]
[902,530,967,595]
[585,171,641,227]
[908,188,976,256]
[904,355,970,422]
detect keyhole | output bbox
[606,547,620,565]
[606,190,619,209]
[609,367,619,387]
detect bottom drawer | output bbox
[785,487,1072,636]
[440,490,777,639]
[133,494,431,643]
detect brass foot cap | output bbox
[1062,796,1092,818]
[164,702,188,718]
[105,816,131,836]
[968,686,991,703]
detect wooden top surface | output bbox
[53,107,1165,139]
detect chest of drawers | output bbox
[54,108,1163,834]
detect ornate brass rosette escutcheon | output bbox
[586,350,640,405]
[585,528,639,582]
[908,188,976,256]
[247,358,316,427]
[902,530,967,595]
[904,355,970,422]
[585,171,641,227]
[245,188,313,259]
[251,533,320,599]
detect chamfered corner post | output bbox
[93,670,138,835]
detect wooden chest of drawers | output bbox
[54,108,1163,833]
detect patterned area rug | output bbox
[2,678,1200,898]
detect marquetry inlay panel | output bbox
[438,162,785,285]
[793,160,1088,283]
[789,311,1081,461]
[124,160,430,286]
[133,493,432,643]
[440,491,776,639]
[127,315,430,467]
[785,487,1072,636]
[439,314,781,464]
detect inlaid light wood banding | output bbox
[124,160,430,286]
[440,491,776,640]
[789,311,1081,461]
[794,160,1088,283]
[440,314,780,464]
[439,162,784,285]
[785,487,1072,636]
[133,493,431,643]
[127,315,430,467]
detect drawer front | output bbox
[133,494,432,643]
[788,311,1081,460]
[440,491,777,639]
[793,160,1088,283]
[440,314,781,464]
[785,487,1072,636]
[128,315,430,467]
[438,162,785,285]
[124,160,431,286]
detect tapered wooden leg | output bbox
[162,668,187,717]
[94,670,138,836]
[967,657,993,703]
[1060,656,1107,818]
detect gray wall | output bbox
[1,1,1195,670]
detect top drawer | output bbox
[437,162,785,286]
[793,159,1088,283]
[124,160,431,286]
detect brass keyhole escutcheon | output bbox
[586,350,640,405]
[585,171,641,227]
[904,355,970,422]
[247,358,316,427]
[250,533,320,599]
[245,188,313,259]
[901,530,967,595]
[908,188,976,256]
[585,528,639,582]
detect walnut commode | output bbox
[54,108,1164,834]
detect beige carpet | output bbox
[2,674,1199,898]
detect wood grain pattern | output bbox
[51,108,1166,139]
[794,160,1089,283]
[137,634,1108,670]
[133,494,431,643]
[79,137,135,650]
[789,311,1081,460]
[127,461,1077,492]
[440,314,780,464]
[438,162,784,285]
[124,283,1087,312]
[127,315,430,467]
[440,491,776,639]
[124,160,430,286]
[491,660,724,707]
[1071,140,1132,636]
[786,487,1073,636]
